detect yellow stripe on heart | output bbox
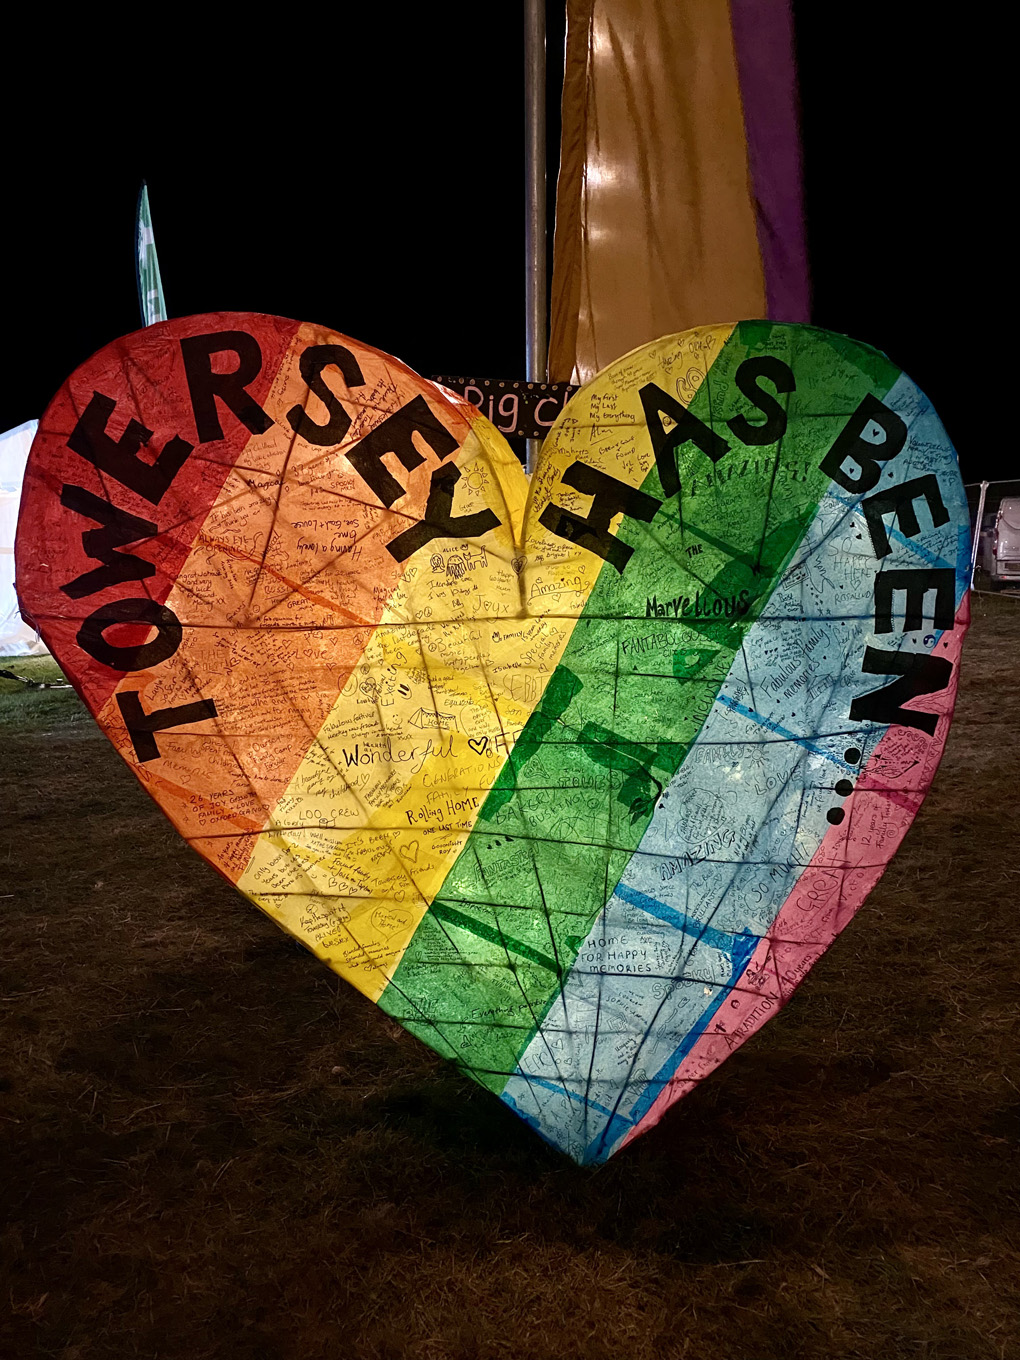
[520,328,735,599]
[237,328,733,1000]
[236,411,538,998]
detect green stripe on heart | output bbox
[380,322,900,1091]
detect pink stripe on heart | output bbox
[619,595,970,1151]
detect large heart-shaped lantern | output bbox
[17,315,969,1163]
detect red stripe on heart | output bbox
[17,312,301,719]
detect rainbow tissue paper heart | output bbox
[16,315,969,1163]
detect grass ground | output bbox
[1,597,1018,1360]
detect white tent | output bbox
[0,419,47,656]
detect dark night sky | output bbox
[3,7,998,479]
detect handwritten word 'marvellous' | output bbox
[645,589,753,620]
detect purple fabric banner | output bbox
[730,0,811,322]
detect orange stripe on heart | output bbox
[96,322,476,885]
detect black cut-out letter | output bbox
[639,382,728,498]
[285,343,365,446]
[819,393,907,494]
[873,567,956,634]
[180,330,274,442]
[727,356,795,446]
[386,463,500,562]
[538,462,662,573]
[116,689,218,762]
[67,392,193,506]
[862,474,950,558]
[348,395,459,508]
[849,645,952,737]
[59,485,158,600]
[77,598,182,672]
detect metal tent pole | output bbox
[969,479,989,589]
[524,0,547,474]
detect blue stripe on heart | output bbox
[500,372,969,1163]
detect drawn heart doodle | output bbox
[16,315,969,1163]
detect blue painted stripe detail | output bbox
[513,1075,629,1124]
[830,495,970,599]
[714,695,859,770]
[586,928,759,1163]
[613,881,756,957]
[830,492,955,572]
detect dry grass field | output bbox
[1,595,1018,1360]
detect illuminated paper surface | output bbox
[17,316,969,1163]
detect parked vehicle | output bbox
[979,498,1020,589]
